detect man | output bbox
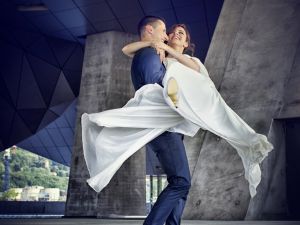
[131,16,191,225]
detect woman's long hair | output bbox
[167,24,195,56]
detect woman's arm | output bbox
[153,42,200,72]
[122,41,151,57]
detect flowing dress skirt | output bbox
[82,60,273,197]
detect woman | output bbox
[122,24,206,106]
[82,24,273,197]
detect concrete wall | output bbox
[279,33,300,119]
[65,31,146,217]
[184,0,300,220]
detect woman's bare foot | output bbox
[167,78,178,107]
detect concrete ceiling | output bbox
[3,0,223,60]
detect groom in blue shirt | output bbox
[131,16,191,225]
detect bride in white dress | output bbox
[82,24,273,197]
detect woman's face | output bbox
[168,26,189,49]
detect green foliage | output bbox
[0,189,18,201]
[0,161,4,188]
[0,147,69,191]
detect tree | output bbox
[0,147,70,192]
[0,189,18,201]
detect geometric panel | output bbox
[10,13,39,34]
[62,69,82,96]
[11,29,43,49]
[47,146,65,165]
[37,129,55,148]
[80,2,114,23]
[148,10,178,29]
[109,0,144,19]
[54,8,89,28]
[68,24,95,39]
[42,0,76,12]
[28,134,44,148]
[16,98,77,165]
[0,42,23,106]
[37,110,59,132]
[26,54,61,106]
[29,146,51,161]
[17,138,33,150]
[9,112,33,147]
[73,0,101,7]
[17,56,47,109]
[139,0,172,13]
[17,109,47,133]
[0,2,87,161]
[92,19,123,33]
[27,36,60,67]
[63,45,84,71]
[60,127,74,146]
[55,112,72,129]
[188,22,210,61]
[26,13,65,34]
[0,74,13,106]
[59,147,71,165]
[48,29,77,43]
[172,0,200,7]
[47,38,78,67]
[50,101,71,115]
[64,99,77,129]
[50,72,75,107]
[0,107,15,147]
[204,0,224,38]
[119,16,143,34]
[0,28,20,46]
[47,128,67,147]
[176,4,206,24]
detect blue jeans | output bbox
[144,132,191,225]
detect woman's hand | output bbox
[157,49,165,62]
[151,41,167,62]
[151,41,168,51]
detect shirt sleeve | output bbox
[141,50,165,86]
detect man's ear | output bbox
[145,25,153,34]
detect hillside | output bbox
[0,147,69,191]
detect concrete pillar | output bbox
[247,1,300,219]
[65,31,146,217]
[184,0,300,220]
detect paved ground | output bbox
[0,219,299,225]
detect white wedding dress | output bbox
[81,55,273,197]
